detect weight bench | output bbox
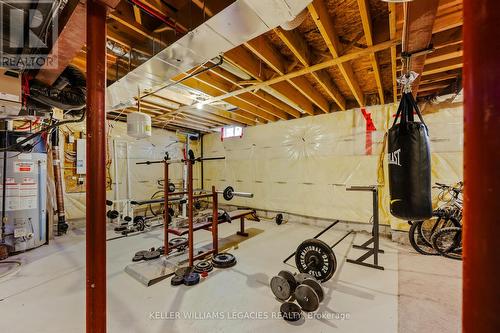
[166,209,259,237]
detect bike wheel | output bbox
[431,227,462,260]
[420,214,460,245]
[409,221,439,255]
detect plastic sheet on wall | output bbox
[203,102,464,230]
[62,121,199,220]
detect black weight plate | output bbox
[280,302,302,322]
[295,239,337,282]
[278,270,298,293]
[270,275,292,301]
[169,237,188,247]
[143,250,161,260]
[194,261,214,273]
[275,213,283,225]
[294,273,315,285]
[212,253,236,268]
[168,183,176,193]
[175,266,194,277]
[302,278,324,303]
[294,284,320,312]
[184,272,200,286]
[135,250,149,257]
[171,275,184,286]
[132,255,144,262]
[223,186,234,201]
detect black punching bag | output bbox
[388,92,432,220]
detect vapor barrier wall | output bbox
[202,102,463,230]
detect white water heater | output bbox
[127,112,151,139]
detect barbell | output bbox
[197,186,253,201]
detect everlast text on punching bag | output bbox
[388,92,432,220]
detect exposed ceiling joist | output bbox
[274,27,346,111]
[401,0,440,94]
[308,0,365,106]
[223,46,316,115]
[389,2,398,102]
[203,39,400,105]
[357,0,385,104]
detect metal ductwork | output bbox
[106,0,313,111]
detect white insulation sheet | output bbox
[202,102,463,230]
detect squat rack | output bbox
[137,151,225,266]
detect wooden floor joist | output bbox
[308,0,365,107]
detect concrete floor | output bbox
[0,219,460,333]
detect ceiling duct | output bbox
[106,0,313,111]
[280,9,308,31]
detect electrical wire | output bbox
[0,110,85,153]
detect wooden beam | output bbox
[425,44,463,65]
[244,35,328,114]
[389,2,398,102]
[357,0,385,104]
[422,58,463,76]
[223,46,315,115]
[133,5,142,24]
[401,0,440,93]
[204,38,400,105]
[244,36,287,76]
[208,62,301,118]
[308,0,365,106]
[274,27,346,111]
[108,11,166,46]
[421,72,460,84]
[177,75,274,123]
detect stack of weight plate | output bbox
[270,270,324,322]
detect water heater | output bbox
[127,112,152,139]
[0,131,47,252]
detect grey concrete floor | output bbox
[397,244,462,333]
[0,219,461,332]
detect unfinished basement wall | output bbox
[59,121,201,220]
[202,102,463,231]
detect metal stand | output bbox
[345,185,384,270]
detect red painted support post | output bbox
[163,160,169,255]
[86,1,107,332]
[463,0,500,332]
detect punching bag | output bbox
[388,92,432,220]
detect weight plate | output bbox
[295,239,337,282]
[294,284,320,312]
[212,253,236,268]
[169,237,188,247]
[183,272,200,286]
[223,186,234,201]
[278,270,298,293]
[135,250,149,257]
[275,213,283,225]
[280,302,302,322]
[143,250,161,260]
[175,266,193,277]
[171,275,184,286]
[294,273,315,285]
[168,183,176,193]
[107,210,119,219]
[194,261,214,273]
[270,275,292,301]
[132,255,144,262]
[301,278,324,303]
